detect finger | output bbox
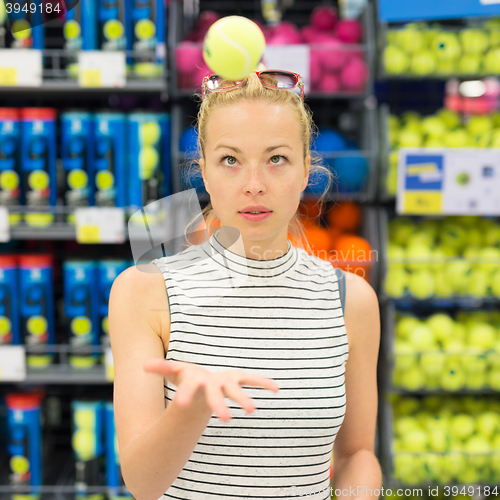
[240,374,280,393]
[204,382,232,422]
[174,378,201,408]
[143,359,180,374]
[222,383,256,414]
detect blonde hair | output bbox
[182,72,336,254]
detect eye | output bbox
[270,155,288,165]
[220,155,238,167]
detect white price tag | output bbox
[78,51,126,88]
[263,45,310,94]
[480,0,500,4]
[0,207,10,242]
[397,148,500,215]
[0,346,26,381]
[75,207,125,244]
[105,347,114,382]
[0,49,42,87]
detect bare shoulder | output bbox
[110,263,171,347]
[342,271,380,352]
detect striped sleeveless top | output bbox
[150,229,349,500]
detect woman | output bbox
[109,70,381,500]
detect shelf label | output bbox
[263,45,310,95]
[0,207,10,242]
[78,51,126,88]
[105,347,114,382]
[75,207,125,244]
[0,346,26,382]
[0,49,42,87]
[397,148,500,215]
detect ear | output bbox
[301,155,311,192]
[199,158,210,194]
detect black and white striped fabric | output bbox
[150,230,349,500]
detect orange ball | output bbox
[305,225,331,259]
[332,234,373,281]
[327,200,362,232]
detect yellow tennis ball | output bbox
[202,16,266,81]
[72,429,95,461]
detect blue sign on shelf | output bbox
[378,0,500,22]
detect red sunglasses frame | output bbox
[201,70,305,99]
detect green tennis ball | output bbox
[424,136,447,148]
[386,163,398,196]
[408,269,435,299]
[383,44,410,74]
[444,259,473,294]
[434,32,462,60]
[139,146,159,180]
[394,26,427,54]
[457,53,482,74]
[467,269,490,297]
[203,16,266,81]
[435,58,457,75]
[141,122,160,145]
[466,114,493,137]
[426,312,455,343]
[484,47,500,74]
[389,217,417,245]
[398,127,423,147]
[408,324,437,350]
[490,128,500,147]
[477,246,500,274]
[410,50,437,75]
[450,414,476,440]
[444,128,473,147]
[400,366,426,391]
[387,243,406,270]
[429,246,449,272]
[401,111,421,124]
[434,270,454,296]
[437,108,461,128]
[420,115,447,138]
[394,340,417,370]
[405,243,433,272]
[464,246,482,268]
[420,349,446,377]
[384,267,408,297]
[441,358,466,391]
[491,269,500,297]
[407,230,435,248]
[483,223,500,246]
[460,28,490,54]
[467,322,497,350]
[74,409,94,429]
[440,222,468,250]
[396,314,421,339]
[72,429,95,461]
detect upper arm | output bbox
[333,271,380,463]
[108,263,171,459]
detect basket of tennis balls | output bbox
[384,215,500,300]
[381,106,500,198]
[387,394,500,487]
[381,19,500,77]
[391,311,500,392]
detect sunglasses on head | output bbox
[202,70,305,100]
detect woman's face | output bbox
[200,98,310,253]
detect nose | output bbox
[243,163,267,194]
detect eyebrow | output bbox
[214,144,292,153]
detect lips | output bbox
[239,206,272,213]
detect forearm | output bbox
[120,396,214,500]
[333,449,383,500]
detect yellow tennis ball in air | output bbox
[202,16,266,81]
